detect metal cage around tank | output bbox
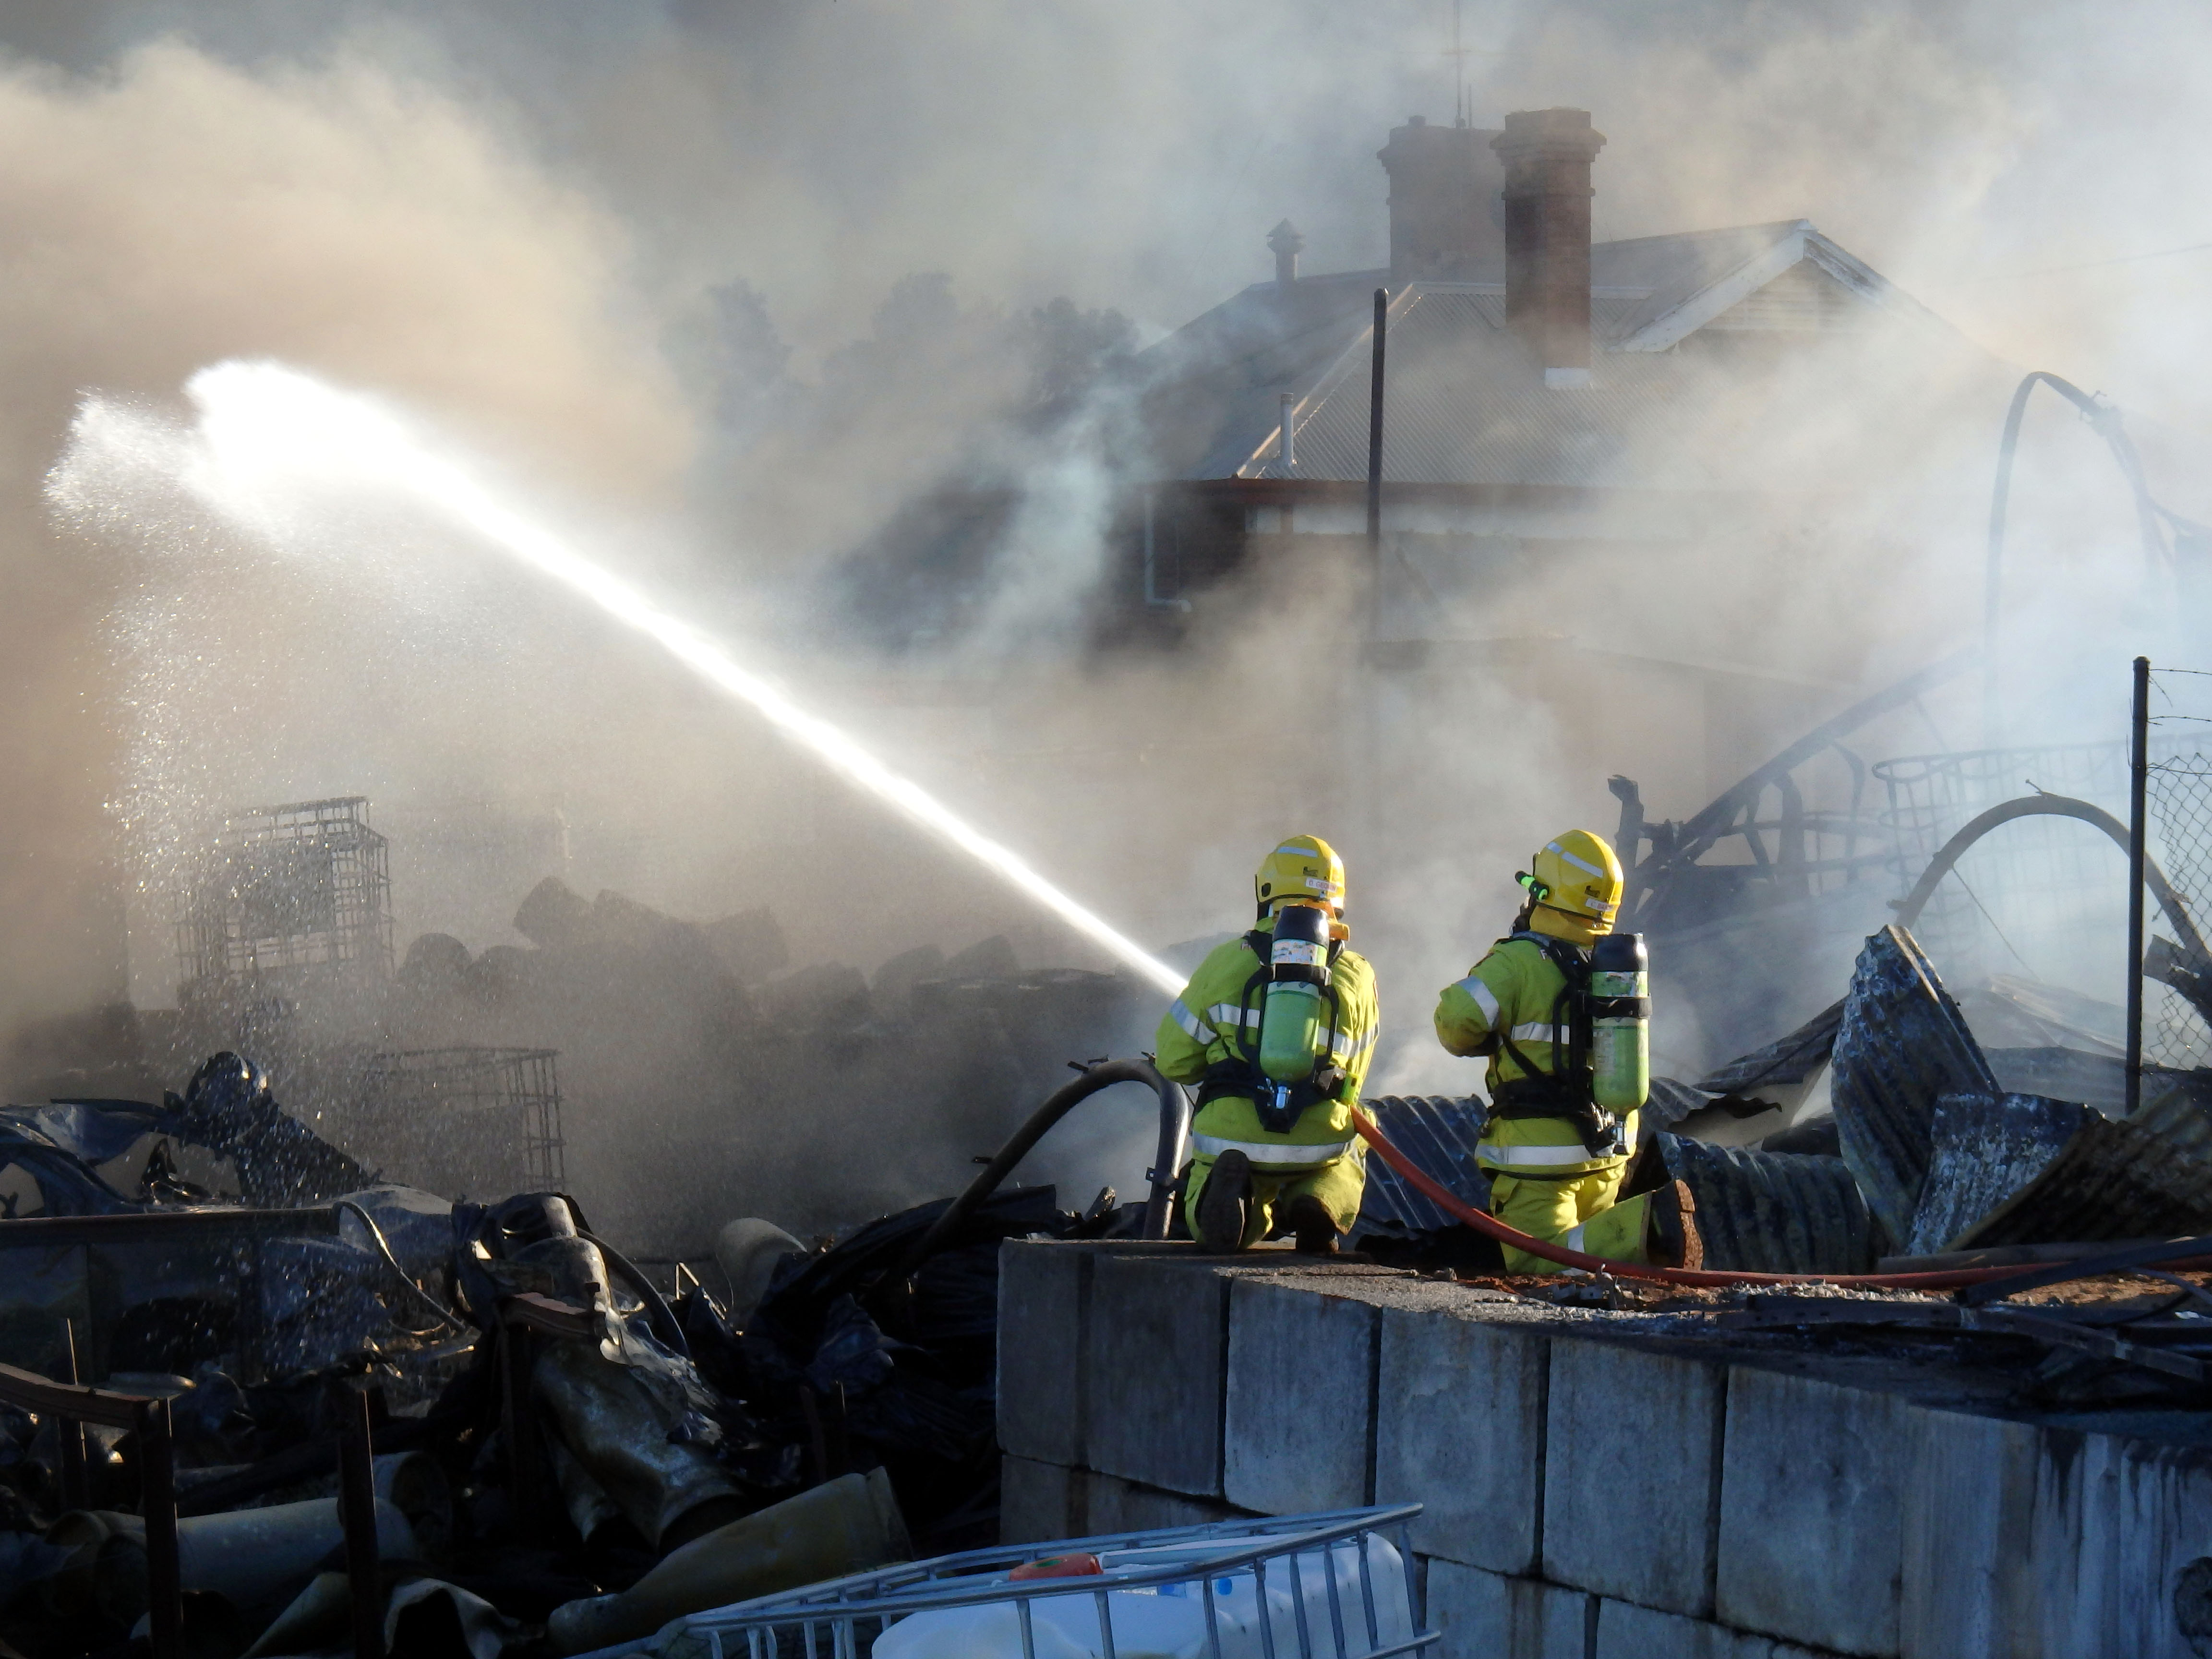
[354,1046,566,1197]
[174,796,395,987]
[653,1505,1436,1659]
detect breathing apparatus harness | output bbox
[1192,903,1349,1134]
[1488,932,1623,1158]
[1483,867,1652,1160]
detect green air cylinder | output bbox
[1589,931,1649,1112]
[1258,903,1331,1085]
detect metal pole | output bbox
[2129,654,2151,1117]
[58,1320,88,1510]
[1365,287,1388,642]
[337,1382,385,1659]
[140,1398,182,1659]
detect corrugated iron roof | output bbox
[1650,1133,1875,1274]
[1829,924,1999,1245]
[1908,1090,2212,1255]
[1354,1094,1490,1236]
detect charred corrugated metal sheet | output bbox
[1829,924,1998,1244]
[2130,1067,2212,1158]
[1695,999,1844,1094]
[1354,1094,1490,1236]
[1649,1133,1875,1274]
[1908,1090,2212,1254]
[1985,1047,2128,1112]
[1643,1077,1710,1132]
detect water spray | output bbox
[95,360,1186,996]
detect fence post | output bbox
[2129,654,2151,1117]
[139,1397,182,1659]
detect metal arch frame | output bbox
[1887,791,2206,959]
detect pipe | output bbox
[890,1058,1190,1281]
[578,1229,691,1358]
[1985,372,2166,743]
[1365,287,1388,641]
[1349,1107,2068,1291]
[1888,792,2209,963]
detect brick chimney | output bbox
[1376,115,1506,282]
[1267,219,1305,293]
[1492,108,1606,388]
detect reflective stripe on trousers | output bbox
[1190,1131,1356,1167]
[1476,1141,1612,1173]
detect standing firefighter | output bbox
[1433,831,1702,1272]
[1156,835,1381,1254]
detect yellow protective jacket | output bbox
[1433,936,1637,1178]
[1155,922,1381,1174]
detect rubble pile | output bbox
[0,1076,1131,1658]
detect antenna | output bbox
[1448,0,1469,128]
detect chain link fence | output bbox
[2146,667,2212,1070]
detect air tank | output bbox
[1589,931,1649,1112]
[1258,903,1331,1085]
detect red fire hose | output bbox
[1349,1107,2048,1293]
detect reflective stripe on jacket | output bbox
[1433,935,1635,1177]
[1154,922,1381,1167]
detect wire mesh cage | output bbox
[350,1046,566,1197]
[174,797,395,988]
[662,1505,1435,1659]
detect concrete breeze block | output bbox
[997,1242,1091,1467]
[1596,1596,1809,1659]
[1375,1305,1548,1574]
[1717,1365,1910,1657]
[1225,1277,1380,1514]
[1000,1454,1079,1546]
[1085,1254,1230,1496]
[1426,1561,1589,1659]
[1542,1336,1725,1617]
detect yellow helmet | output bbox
[1517,830,1623,944]
[1256,834,1346,919]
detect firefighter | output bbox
[1433,831,1702,1272]
[1156,835,1381,1254]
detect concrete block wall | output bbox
[998,1241,2212,1659]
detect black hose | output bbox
[332,1198,470,1333]
[579,1229,692,1358]
[1893,793,2211,961]
[888,1057,1190,1283]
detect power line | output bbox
[1961,240,2212,286]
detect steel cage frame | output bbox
[658,1504,1435,1659]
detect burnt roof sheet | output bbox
[1652,1133,1875,1274]
[1829,924,1999,1245]
[1910,1090,2212,1255]
[1354,1094,1490,1236]
[1697,999,1844,1094]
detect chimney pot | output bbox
[1267,219,1305,293]
[1377,117,1506,282]
[1493,108,1606,382]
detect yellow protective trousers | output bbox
[1182,1150,1367,1252]
[1487,1164,1654,1274]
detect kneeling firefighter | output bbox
[1155,836,1381,1254]
[1432,831,1702,1272]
